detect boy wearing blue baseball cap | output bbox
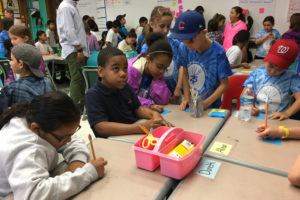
[170,11,232,110]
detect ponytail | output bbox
[0,102,30,129]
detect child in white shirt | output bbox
[0,91,107,199]
[35,30,54,55]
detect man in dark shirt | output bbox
[85,47,173,137]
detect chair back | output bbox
[0,59,11,85]
[221,74,249,112]
[87,51,100,66]
[81,67,99,91]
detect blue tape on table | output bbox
[161,109,171,115]
[256,113,271,120]
[208,109,226,118]
[185,107,191,112]
[262,138,282,145]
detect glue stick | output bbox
[168,139,195,158]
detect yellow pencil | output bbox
[88,134,96,160]
[265,103,268,129]
[142,108,154,120]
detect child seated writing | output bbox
[256,124,300,186]
[243,39,300,120]
[0,91,107,199]
[0,43,52,108]
[169,10,232,110]
[226,30,251,69]
[35,30,54,55]
[85,47,173,137]
[127,32,172,113]
[255,16,281,59]
[118,29,137,53]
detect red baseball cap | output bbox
[263,39,299,69]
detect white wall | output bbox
[79,0,290,37]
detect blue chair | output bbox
[86,51,100,66]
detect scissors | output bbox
[139,126,158,149]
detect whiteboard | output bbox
[77,0,290,39]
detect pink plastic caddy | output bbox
[133,127,206,180]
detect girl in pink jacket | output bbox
[127,32,172,113]
[223,6,247,52]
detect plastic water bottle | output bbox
[238,84,254,121]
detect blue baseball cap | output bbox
[169,10,206,40]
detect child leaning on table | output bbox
[0,91,108,200]
[85,47,173,138]
[127,32,172,113]
[256,124,300,187]
[243,39,300,120]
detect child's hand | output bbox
[140,119,163,130]
[251,106,259,116]
[150,104,164,113]
[256,124,283,139]
[160,119,174,127]
[173,87,182,99]
[50,51,54,55]
[180,100,189,111]
[89,157,108,178]
[241,63,251,69]
[269,112,289,121]
[76,52,85,63]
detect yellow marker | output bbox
[209,141,232,156]
[168,139,195,158]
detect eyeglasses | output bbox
[48,125,81,143]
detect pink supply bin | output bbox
[133,127,206,179]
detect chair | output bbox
[0,59,11,85]
[221,74,249,113]
[81,66,99,120]
[86,51,100,66]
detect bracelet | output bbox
[278,126,289,139]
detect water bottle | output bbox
[238,84,254,121]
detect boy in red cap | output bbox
[243,39,300,120]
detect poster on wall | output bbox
[2,0,19,13]
[157,0,183,20]
[105,0,131,7]
[77,0,107,31]
[287,0,300,21]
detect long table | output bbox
[43,54,66,90]
[54,138,177,200]
[108,105,230,151]
[169,157,300,200]
[205,116,300,175]
[232,59,264,74]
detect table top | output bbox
[205,116,300,173]
[232,59,264,74]
[170,157,300,200]
[43,54,64,61]
[70,138,176,199]
[108,105,229,148]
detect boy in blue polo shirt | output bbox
[85,47,173,137]
[169,11,232,110]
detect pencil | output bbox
[264,103,268,129]
[88,134,96,160]
[142,108,154,120]
[138,125,150,135]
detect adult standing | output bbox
[4,8,21,25]
[57,0,89,110]
[223,6,247,52]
